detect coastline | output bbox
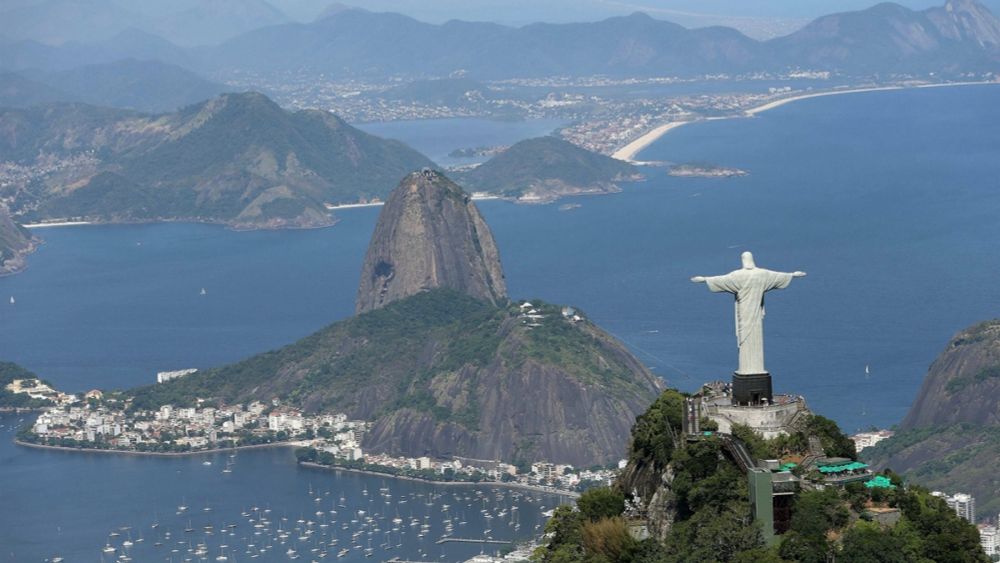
[611,80,999,163]
[299,461,580,498]
[14,438,580,497]
[22,221,94,229]
[14,438,297,457]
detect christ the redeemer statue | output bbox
[691,252,805,376]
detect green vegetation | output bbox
[863,423,1000,516]
[945,364,1000,394]
[731,414,857,461]
[0,362,54,409]
[536,388,989,563]
[950,320,1000,348]
[129,289,655,431]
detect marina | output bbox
[0,413,569,562]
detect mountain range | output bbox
[0,92,434,228]
[130,171,665,466]
[3,0,998,78]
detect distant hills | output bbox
[200,0,1000,78]
[455,136,642,202]
[0,207,37,276]
[0,60,228,113]
[770,0,1000,74]
[0,92,435,228]
[864,319,1000,515]
[131,173,664,465]
[3,1,998,79]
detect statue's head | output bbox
[741,251,756,269]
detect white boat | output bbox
[201,288,207,296]
[8,296,13,305]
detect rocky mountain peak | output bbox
[355,170,507,314]
[899,319,1000,429]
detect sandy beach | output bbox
[612,81,998,163]
[325,201,385,210]
[23,221,93,229]
[611,121,693,162]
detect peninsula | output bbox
[118,171,664,467]
[456,136,642,204]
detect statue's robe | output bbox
[703,268,794,375]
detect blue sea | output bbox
[1,84,999,559]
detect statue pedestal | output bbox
[732,372,773,406]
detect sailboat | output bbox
[8,296,13,305]
[200,288,207,296]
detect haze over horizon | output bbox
[4,0,1000,45]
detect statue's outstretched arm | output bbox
[691,276,707,283]
[791,271,806,278]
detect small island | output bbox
[669,162,749,178]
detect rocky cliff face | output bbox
[355,170,506,314]
[0,207,37,275]
[864,319,1000,516]
[900,320,1000,429]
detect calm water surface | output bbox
[2,85,999,559]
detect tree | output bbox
[577,487,625,522]
[839,521,912,563]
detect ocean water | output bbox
[1,85,999,559]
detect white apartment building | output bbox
[979,525,998,557]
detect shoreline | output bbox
[22,221,94,229]
[13,438,580,497]
[14,438,297,457]
[611,80,999,163]
[299,462,580,498]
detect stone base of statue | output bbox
[732,372,773,406]
[696,380,811,440]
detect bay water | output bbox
[1,84,999,559]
